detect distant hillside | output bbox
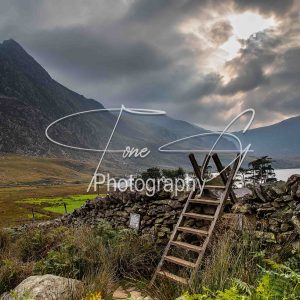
[237,116,300,156]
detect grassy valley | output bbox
[0,154,103,227]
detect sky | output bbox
[0,0,299,130]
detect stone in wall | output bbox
[18,175,300,247]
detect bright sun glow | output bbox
[220,36,241,61]
[220,12,276,61]
[228,12,276,40]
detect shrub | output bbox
[33,244,86,278]
[16,226,66,262]
[179,259,300,300]
[0,259,33,294]
[255,261,300,299]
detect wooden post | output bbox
[97,175,100,195]
[189,153,208,185]
[31,208,35,222]
[63,203,67,214]
[212,153,237,203]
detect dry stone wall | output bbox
[63,190,188,242]
[60,175,300,246]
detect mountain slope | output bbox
[237,116,300,158]
[0,39,235,170]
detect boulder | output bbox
[263,181,286,200]
[1,275,83,300]
[233,187,253,202]
[287,174,300,199]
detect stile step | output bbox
[183,212,214,221]
[171,241,202,252]
[157,270,188,285]
[165,255,196,268]
[151,153,239,287]
[178,226,209,236]
[204,185,226,189]
[189,198,220,205]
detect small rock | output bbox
[255,231,276,243]
[232,203,253,214]
[280,223,290,232]
[113,286,128,299]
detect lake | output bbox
[274,169,300,181]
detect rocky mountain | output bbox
[1,39,299,170]
[0,39,234,171]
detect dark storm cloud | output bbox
[279,47,300,80]
[236,20,300,123]
[0,0,299,128]
[27,26,172,81]
[219,32,278,95]
[183,73,220,101]
[220,59,267,95]
[129,0,207,21]
[209,21,233,45]
[234,0,294,16]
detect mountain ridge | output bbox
[1,39,300,169]
[0,39,228,171]
[237,115,300,158]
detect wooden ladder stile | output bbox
[150,153,240,286]
[212,153,237,204]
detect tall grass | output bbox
[190,229,262,293]
[1,218,293,299]
[0,223,160,297]
[141,218,263,300]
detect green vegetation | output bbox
[0,222,160,298]
[26,212,50,220]
[140,229,300,300]
[141,167,185,183]
[0,154,106,227]
[180,261,300,299]
[21,194,99,215]
[177,231,300,299]
[0,184,100,227]
[1,224,300,299]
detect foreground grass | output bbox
[0,222,161,298]
[1,222,300,299]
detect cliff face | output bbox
[0,95,84,156]
[0,39,111,159]
[0,39,104,118]
[0,39,238,170]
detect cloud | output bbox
[128,0,207,22]
[26,26,172,81]
[209,21,233,45]
[0,0,299,129]
[235,16,300,124]
[219,32,278,95]
[234,0,294,16]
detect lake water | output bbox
[274,169,300,181]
